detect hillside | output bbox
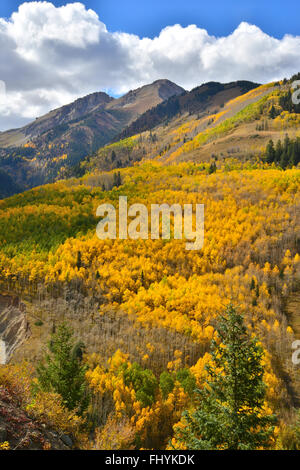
[115,80,259,141]
[0,169,22,199]
[0,363,85,450]
[0,80,184,194]
[0,92,113,148]
[0,161,299,449]
[0,73,300,450]
[83,77,300,173]
[0,386,70,450]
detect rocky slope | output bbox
[115,80,259,141]
[0,294,29,364]
[0,80,185,193]
[0,385,70,450]
[0,92,113,148]
[83,80,266,172]
[84,77,300,173]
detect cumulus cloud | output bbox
[0,1,300,130]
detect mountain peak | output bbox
[23,91,113,139]
[150,79,186,100]
[0,79,185,190]
[114,79,259,142]
[107,79,185,115]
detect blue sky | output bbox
[1,0,300,39]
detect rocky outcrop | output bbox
[0,386,70,450]
[0,295,30,364]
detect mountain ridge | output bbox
[114,80,259,142]
[0,79,185,148]
[83,79,265,173]
[0,79,185,193]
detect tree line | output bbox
[266,135,300,168]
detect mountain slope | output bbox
[115,81,259,141]
[83,80,263,172]
[84,77,300,173]
[0,161,299,437]
[0,75,299,450]
[0,169,22,199]
[0,92,113,149]
[107,79,185,117]
[0,80,185,193]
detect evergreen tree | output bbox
[208,162,217,174]
[283,134,290,154]
[268,105,277,119]
[113,171,122,188]
[275,140,283,163]
[36,323,89,412]
[266,136,300,169]
[175,304,276,450]
[266,140,276,164]
[280,150,289,169]
[289,148,297,167]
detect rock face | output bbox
[0,386,70,450]
[0,340,5,365]
[0,294,30,364]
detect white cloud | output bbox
[0,2,300,130]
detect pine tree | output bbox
[289,148,296,167]
[266,139,275,164]
[280,150,289,169]
[36,323,89,412]
[269,105,277,119]
[113,171,122,188]
[208,162,217,174]
[175,304,276,450]
[283,134,290,153]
